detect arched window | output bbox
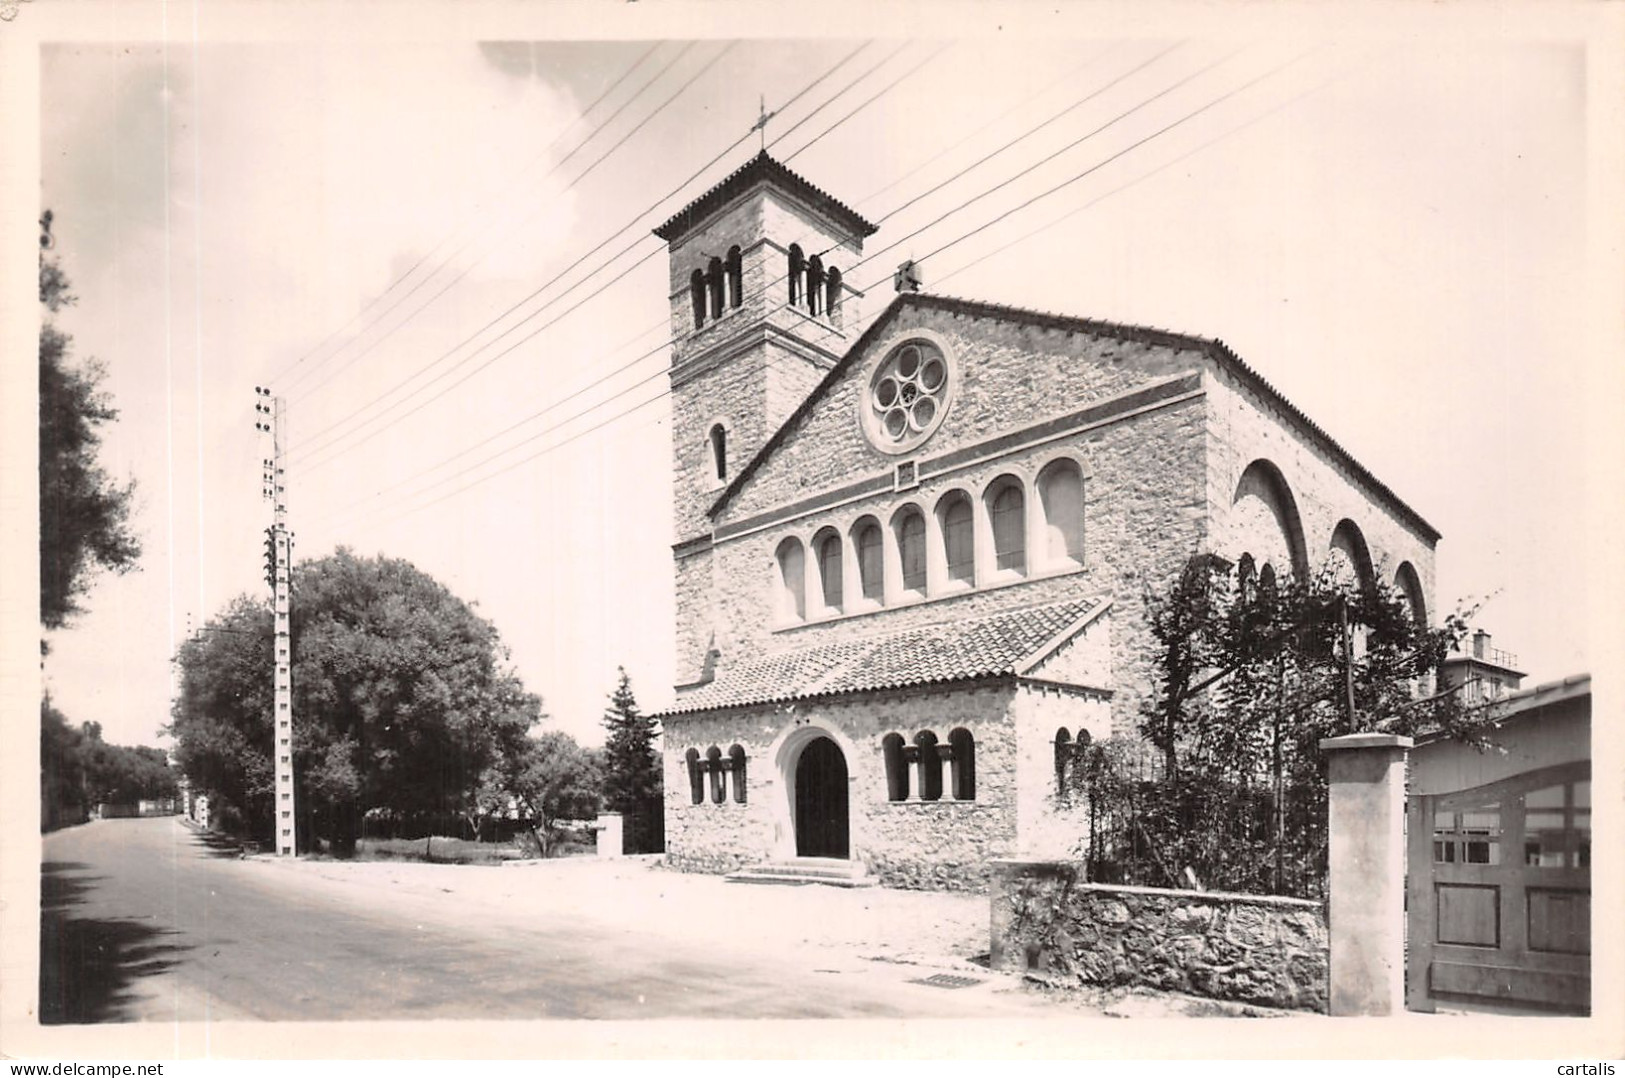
[938,491,974,584]
[1260,563,1278,602]
[729,744,747,804]
[914,730,942,801]
[690,270,707,329]
[894,507,926,594]
[706,746,724,804]
[709,423,727,482]
[1237,552,1257,601]
[725,245,742,309]
[1394,561,1427,627]
[948,728,975,801]
[1233,459,1309,583]
[807,255,824,316]
[854,518,883,602]
[990,481,1026,574]
[707,256,725,319]
[882,733,908,801]
[1037,459,1084,566]
[1054,728,1072,797]
[814,528,843,613]
[776,537,806,622]
[826,266,842,317]
[685,748,704,805]
[787,244,804,306]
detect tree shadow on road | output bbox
[189,828,250,859]
[39,860,193,1024]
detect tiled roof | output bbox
[711,292,1441,545]
[652,150,878,244]
[658,597,1109,717]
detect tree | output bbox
[38,210,141,633]
[599,668,662,854]
[1078,552,1482,897]
[41,700,88,830]
[41,700,179,830]
[1142,556,1480,780]
[499,731,601,858]
[167,550,540,854]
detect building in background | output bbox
[1439,629,1527,706]
[1407,672,1592,1014]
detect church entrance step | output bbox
[725,858,876,888]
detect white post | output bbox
[1321,732,1412,1016]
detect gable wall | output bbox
[699,304,1214,736]
[1204,364,1439,613]
[724,303,1206,521]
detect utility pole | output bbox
[254,385,296,856]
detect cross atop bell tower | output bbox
[751,94,775,151]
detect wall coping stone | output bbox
[988,859,1323,910]
[1319,732,1414,752]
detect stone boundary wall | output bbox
[989,860,1329,1012]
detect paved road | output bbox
[40,818,1049,1023]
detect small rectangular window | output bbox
[894,460,918,491]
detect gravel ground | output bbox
[252,850,1301,1017]
[268,853,993,969]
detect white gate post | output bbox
[595,812,624,859]
[1321,732,1412,1016]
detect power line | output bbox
[310,48,1260,530]
[934,54,1363,291]
[868,40,1183,226]
[289,42,876,471]
[286,41,740,463]
[822,43,1249,287]
[887,46,1321,284]
[781,42,952,163]
[285,42,713,407]
[855,41,1118,212]
[315,50,1300,535]
[270,43,664,394]
[765,42,909,151]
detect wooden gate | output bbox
[1405,760,1591,1014]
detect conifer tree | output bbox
[600,668,660,815]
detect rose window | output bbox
[865,339,952,452]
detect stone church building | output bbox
[652,152,1437,889]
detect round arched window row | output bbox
[772,461,1086,624]
[685,744,749,805]
[687,247,745,330]
[786,246,843,320]
[881,728,976,802]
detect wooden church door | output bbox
[794,737,850,858]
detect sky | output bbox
[13,6,1621,755]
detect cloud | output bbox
[166,42,585,365]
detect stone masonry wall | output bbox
[1204,365,1439,611]
[991,861,1329,1012]
[663,684,1019,890]
[1011,683,1111,859]
[704,317,1209,738]
[724,303,1205,523]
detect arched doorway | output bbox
[794,736,849,858]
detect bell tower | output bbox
[654,151,877,687]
